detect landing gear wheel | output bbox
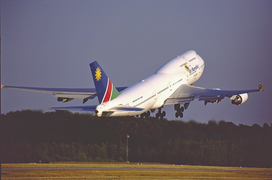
[155,107,165,119]
[146,111,150,118]
[184,103,190,110]
[175,112,179,118]
[174,103,186,118]
[140,111,151,118]
[174,104,180,111]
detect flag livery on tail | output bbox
[90,61,121,103]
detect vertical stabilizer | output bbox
[90,61,121,103]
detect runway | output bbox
[2,163,272,179]
[2,165,271,172]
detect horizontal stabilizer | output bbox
[51,105,97,111]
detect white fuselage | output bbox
[96,50,205,117]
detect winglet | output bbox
[259,84,264,92]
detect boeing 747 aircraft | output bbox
[2,50,264,118]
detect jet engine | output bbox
[230,93,248,105]
[57,97,74,103]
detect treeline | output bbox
[1,110,272,167]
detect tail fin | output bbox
[90,61,121,103]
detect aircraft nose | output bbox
[197,54,204,63]
[197,54,204,67]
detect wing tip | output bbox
[1,84,4,88]
[259,84,264,92]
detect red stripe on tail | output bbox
[102,79,113,102]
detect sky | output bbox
[1,0,272,126]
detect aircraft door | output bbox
[153,90,157,101]
[168,82,172,91]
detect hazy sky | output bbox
[1,0,272,126]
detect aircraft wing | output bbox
[1,85,127,103]
[164,84,264,105]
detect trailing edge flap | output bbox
[51,105,97,111]
[165,84,262,105]
[110,106,144,111]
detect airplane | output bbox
[1,50,264,118]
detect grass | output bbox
[2,162,272,179]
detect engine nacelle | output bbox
[230,93,248,105]
[57,97,74,103]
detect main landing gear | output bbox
[137,107,166,119]
[174,103,189,118]
[155,108,166,119]
[174,104,184,118]
[140,111,150,118]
